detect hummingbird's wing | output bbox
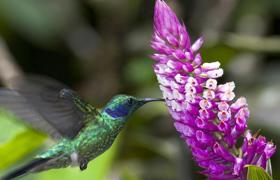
[0,75,98,139]
[0,89,63,139]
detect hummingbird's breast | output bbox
[73,119,123,164]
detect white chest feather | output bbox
[70,152,79,167]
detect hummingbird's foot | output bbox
[79,160,88,171]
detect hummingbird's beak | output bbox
[141,98,165,103]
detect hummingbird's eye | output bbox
[127,98,133,105]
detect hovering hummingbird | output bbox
[0,76,163,180]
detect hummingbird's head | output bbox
[102,95,163,121]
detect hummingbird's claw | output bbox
[79,160,88,171]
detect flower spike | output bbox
[151,0,276,179]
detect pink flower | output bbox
[151,0,276,179]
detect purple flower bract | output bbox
[151,0,276,179]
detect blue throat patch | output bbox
[105,104,130,118]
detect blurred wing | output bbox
[0,75,94,139]
[0,89,62,139]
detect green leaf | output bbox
[246,165,273,180]
[0,110,47,169]
[0,129,46,169]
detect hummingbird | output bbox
[0,75,163,180]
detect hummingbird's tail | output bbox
[2,158,50,180]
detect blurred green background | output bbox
[0,0,279,179]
